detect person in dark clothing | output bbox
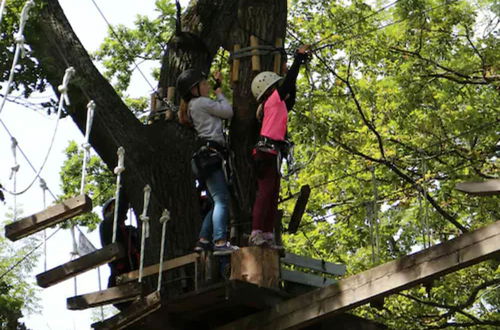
[250,45,310,248]
[99,193,140,310]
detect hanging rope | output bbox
[40,178,48,271]
[2,67,75,196]
[371,166,381,261]
[157,209,170,292]
[138,184,151,283]
[0,0,7,31]
[9,137,19,220]
[112,146,125,244]
[421,158,431,247]
[0,0,35,116]
[80,100,96,194]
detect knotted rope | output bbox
[112,146,125,244]
[138,184,152,283]
[157,209,170,292]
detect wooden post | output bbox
[5,194,92,241]
[273,38,283,74]
[232,44,241,83]
[250,36,261,72]
[230,247,280,289]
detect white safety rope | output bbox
[9,137,19,220]
[40,178,48,271]
[112,147,125,244]
[0,0,7,31]
[157,209,170,292]
[138,184,151,283]
[0,0,35,116]
[79,100,95,194]
[371,166,380,261]
[3,67,75,196]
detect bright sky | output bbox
[0,1,188,329]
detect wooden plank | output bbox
[116,252,199,284]
[280,269,337,288]
[5,194,92,241]
[67,282,143,310]
[91,291,161,330]
[455,179,500,196]
[288,185,310,234]
[36,242,125,288]
[273,38,283,74]
[218,221,500,330]
[250,36,261,72]
[281,252,346,276]
[230,247,280,289]
[231,44,241,83]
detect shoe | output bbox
[194,240,213,252]
[213,242,239,256]
[249,232,268,247]
[263,235,284,251]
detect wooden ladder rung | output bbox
[5,194,92,241]
[91,291,161,330]
[117,253,199,284]
[455,179,500,196]
[67,282,143,310]
[36,242,125,288]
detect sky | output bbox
[0,1,187,329]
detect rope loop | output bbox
[114,147,125,174]
[140,184,152,238]
[58,67,76,105]
[159,209,170,224]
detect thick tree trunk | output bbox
[25,0,287,315]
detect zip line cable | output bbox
[0,227,62,281]
[311,0,405,48]
[1,67,75,197]
[0,0,35,116]
[89,0,157,93]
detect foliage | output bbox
[58,141,115,231]
[0,211,40,330]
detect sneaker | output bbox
[213,242,239,256]
[249,232,268,247]
[194,240,213,252]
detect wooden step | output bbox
[36,242,125,288]
[116,253,199,284]
[67,282,143,310]
[455,179,500,196]
[91,291,161,330]
[5,194,92,241]
[280,268,337,288]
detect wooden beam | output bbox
[218,220,500,330]
[288,185,310,234]
[5,194,92,241]
[91,291,161,330]
[455,179,500,196]
[36,242,125,288]
[280,269,337,288]
[281,252,346,276]
[116,253,199,284]
[230,247,280,289]
[67,282,143,310]
[231,44,241,83]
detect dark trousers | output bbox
[252,151,280,232]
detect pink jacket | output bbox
[260,90,288,141]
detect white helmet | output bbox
[251,71,283,102]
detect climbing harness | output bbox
[138,184,152,283]
[0,0,35,116]
[157,209,171,292]
[112,147,126,244]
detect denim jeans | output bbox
[198,168,230,242]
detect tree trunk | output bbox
[25,0,287,303]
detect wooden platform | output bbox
[5,194,92,241]
[219,220,500,330]
[455,179,500,196]
[91,291,161,330]
[37,242,125,288]
[67,282,143,310]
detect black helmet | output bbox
[102,191,129,220]
[176,69,206,101]
[102,198,115,219]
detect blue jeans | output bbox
[198,168,230,242]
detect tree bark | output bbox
[25,0,288,306]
